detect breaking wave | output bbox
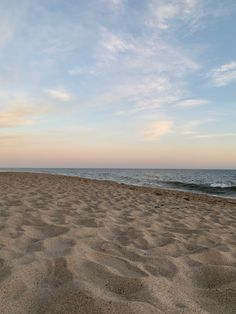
[163,180,236,196]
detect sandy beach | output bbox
[0,172,236,314]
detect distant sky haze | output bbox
[0,0,236,168]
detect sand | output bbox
[0,172,236,314]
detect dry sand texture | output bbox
[0,172,236,313]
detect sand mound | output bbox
[0,172,236,313]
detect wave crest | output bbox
[163,180,236,196]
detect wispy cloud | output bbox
[102,30,131,55]
[109,0,123,6]
[210,61,236,87]
[47,87,72,101]
[148,0,232,32]
[148,0,201,30]
[143,120,173,140]
[194,133,236,139]
[81,27,201,114]
[176,98,209,108]
[179,118,216,135]
[0,93,53,128]
[0,111,33,128]
[0,0,235,167]
[68,67,84,76]
[98,75,184,114]
[105,0,125,12]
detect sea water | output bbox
[1,168,236,198]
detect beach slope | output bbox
[0,172,236,313]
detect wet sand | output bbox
[0,172,236,313]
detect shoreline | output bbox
[1,170,235,202]
[0,172,236,313]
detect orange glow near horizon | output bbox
[1,136,235,168]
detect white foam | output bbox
[210,183,231,188]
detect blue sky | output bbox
[0,0,236,168]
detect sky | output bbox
[0,0,236,168]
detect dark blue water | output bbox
[0,168,236,198]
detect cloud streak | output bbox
[210,61,236,87]
[176,98,209,108]
[143,120,173,140]
[194,133,236,139]
[0,93,53,128]
[47,88,72,102]
[148,0,201,30]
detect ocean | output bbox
[0,168,236,198]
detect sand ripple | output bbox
[0,172,236,313]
